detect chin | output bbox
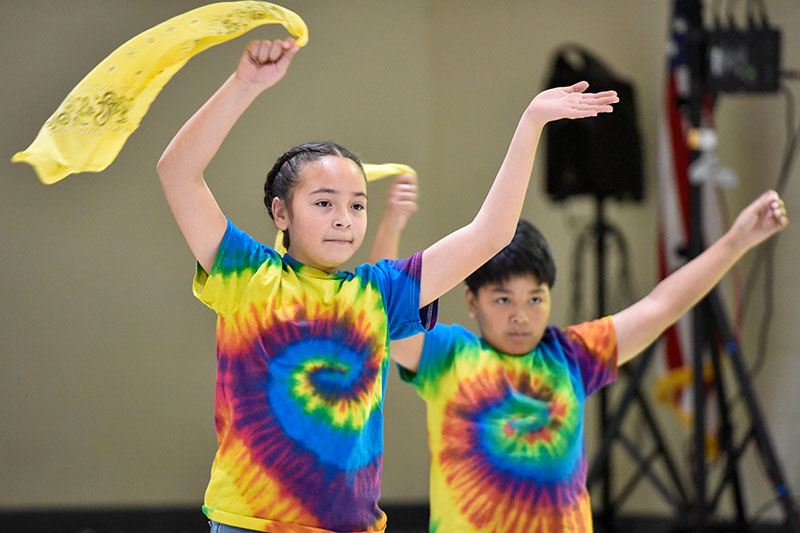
[324,253,355,269]
[491,343,532,356]
[502,337,541,356]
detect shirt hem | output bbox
[204,507,387,533]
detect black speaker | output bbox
[545,45,644,202]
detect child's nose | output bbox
[510,309,529,323]
[333,208,351,228]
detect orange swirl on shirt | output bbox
[437,366,585,532]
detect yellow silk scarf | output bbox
[273,162,418,255]
[12,1,308,185]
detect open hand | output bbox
[383,174,419,231]
[730,190,788,249]
[525,81,618,126]
[235,38,299,89]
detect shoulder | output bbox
[358,252,424,283]
[427,322,477,344]
[212,219,280,273]
[420,323,483,366]
[562,317,616,349]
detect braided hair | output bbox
[264,141,364,249]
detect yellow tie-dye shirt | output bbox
[400,319,617,533]
[194,219,437,533]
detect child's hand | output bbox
[525,81,618,126]
[235,38,299,89]
[729,190,788,249]
[382,174,419,231]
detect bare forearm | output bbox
[419,114,544,306]
[472,113,544,253]
[614,230,748,364]
[653,231,746,317]
[156,39,299,272]
[157,74,262,184]
[614,189,788,365]
[418,82,616,307]
[368,218,403,263]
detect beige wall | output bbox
[2,0,798,520]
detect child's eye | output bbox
[316,200,331,208]
[351,203,365,211]
[530,297,542,304]
[496,297,509,304]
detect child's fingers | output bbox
[257,41,274,64]
[583,91,619,104]
[771,198,788,226]
[390,187,418,204]
[393,198,418,213]
[566,81,590,93]
[245,40,262,63]
[393,173,417,186]
[246,39,298,67]
[755,190,787,228]
[268,40,284,62]
[395,191,418,204]
[245,40,259,55]
[387,174,419,214]
[575,101,614,112]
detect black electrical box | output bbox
[707,28,781,93]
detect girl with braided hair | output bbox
[156,38,617,533]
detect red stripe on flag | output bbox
[666,75,691,239]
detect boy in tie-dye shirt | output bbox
[193,217,436,532]
[392,193,788,532]
[157,36,619,533]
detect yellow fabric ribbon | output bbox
[12,1,308,185]
[273,163,418,255]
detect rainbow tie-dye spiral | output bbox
[401,320,616,533]
[195,219,434,533]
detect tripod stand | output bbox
[582,196,689,531]
[684,0,797,526]
[588,1,799,529]
[587,182,799,530]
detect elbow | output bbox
[472,222,515,263]
[156,149,185,188]
[499,225,516,249]
[155,151,172,183]
[487,224,515,257]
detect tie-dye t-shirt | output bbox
[400,318,617,533]
[193,219,437,533]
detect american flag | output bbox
[655,0,727,451]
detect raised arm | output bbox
[363,173,424,367]
[367,173,419,263]
[156,39,299,272]
[418,82,617,307]
[613,190,788,366]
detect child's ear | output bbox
[464,286,477,319]
[272,197,290,231]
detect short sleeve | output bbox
[192,219,281,316]
[368,251,438,341]
[563,316,618,396]
[398,323,466,401]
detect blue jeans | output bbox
[209,520,263,533]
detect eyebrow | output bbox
[490,286,547,294]
[309,188,367,199]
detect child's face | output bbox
[465,273,551,356]
[279,156,367,272]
